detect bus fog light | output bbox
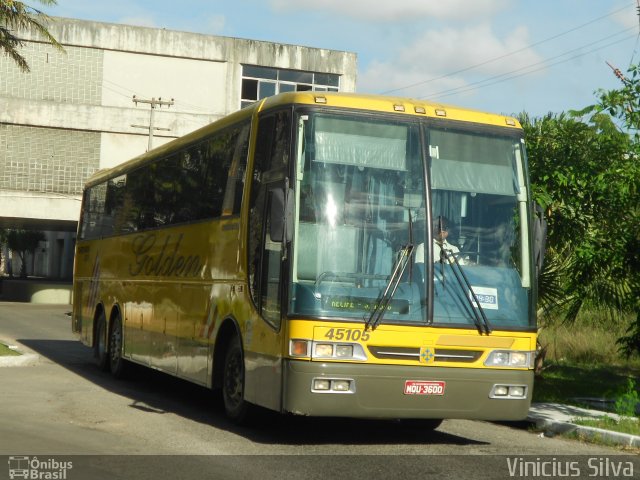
[491,384,527,399]
[332,380,351,392]
[509,386,526,397]
[493,385,509,396]
[313,379,331,391]
[315,344,334,357]
[336,345,354,358]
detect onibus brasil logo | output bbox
[8,456,73,479]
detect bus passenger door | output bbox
[245,181,287,410]
[244,110,291,411]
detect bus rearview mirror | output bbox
[269,188,294,243]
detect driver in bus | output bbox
[414,215,465,265]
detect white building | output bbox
[0,17,357,281]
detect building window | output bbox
[241,65,340,108]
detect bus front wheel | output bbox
[222,335,253,423]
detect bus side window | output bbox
[221,123,250,216]
[80,184,107,240]
[202,131,234,217]
[105,175,127,235]
[248,110,292,328]
[201,122,250,219]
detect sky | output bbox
[39,0,640,117]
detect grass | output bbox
[0,342,21,356]
[534,311,640,405]
[532,362,639,404]
[537,310,640,368]
[573,416,640,436]
[533,310,640,442]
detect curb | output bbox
[528,412,640,448]
[0,339,40,367]
[0,352,40,367]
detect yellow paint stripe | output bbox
[436,335,515,348]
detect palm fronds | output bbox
[0,0,64,72]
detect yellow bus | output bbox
[73,92,541,427]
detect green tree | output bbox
[0,0,63,72]
[519,109,639,337]
[5,229,45,278]
[589,64,640,355]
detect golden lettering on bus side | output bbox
[129,233,203,278]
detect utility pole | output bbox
[605,61,635,116]
[132,95,174,151]
[605,61,628,85]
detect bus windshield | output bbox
[289,111,533,330]
[429,128,532,330]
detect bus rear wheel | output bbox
[108,315,127,378]
[222,335,253,424]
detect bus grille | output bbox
[367,346,483,363]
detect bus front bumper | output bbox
[282,359,533,420]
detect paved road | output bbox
[0,302,636,480]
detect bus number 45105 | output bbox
[324,328,370,342]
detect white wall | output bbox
[102,50,228,115]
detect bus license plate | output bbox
[404,380,446,395]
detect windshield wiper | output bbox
[439,249,492,335]
[365,243,414,331]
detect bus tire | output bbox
[222,335,253,424]
[108,314,127,378]
[94,310,109,371]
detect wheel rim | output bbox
[224,346,243,410]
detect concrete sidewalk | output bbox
[0,338,39,367]
[528,402,640,448]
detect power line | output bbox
[103,78,215,115]
[427,34,636,100]
[380,2,635,96]
[425,32,637,101]
[626,0,640,66]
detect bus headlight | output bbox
[335,345,354,358]
[315,343,334,357]
[289,340,367,360]
[312,342,367,361]
[484,350,533,368]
